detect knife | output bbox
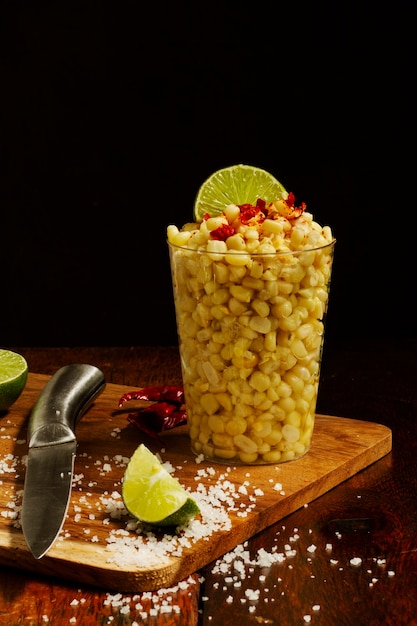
[21,363,105,559]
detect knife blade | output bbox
[21,363,105,559]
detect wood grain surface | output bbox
[1,372,391,593]
[1,342,417,625]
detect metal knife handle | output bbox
[27,364,106,448]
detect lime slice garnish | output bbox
[0,349,28,412]
[122,444,199,527]
[193,164,288,221]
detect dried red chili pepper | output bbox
[118,385,187,442]
[118,385,184,407]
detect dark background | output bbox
[1,2,414,347]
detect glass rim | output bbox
[167,238,336,257]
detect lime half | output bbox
[193,164,288,221]
[122,444,200,527]
[0,349,28,412]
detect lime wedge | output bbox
[0,349,28,412]
[122,444,199,527]
[193,164,288,221]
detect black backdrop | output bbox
[1,2,413,346]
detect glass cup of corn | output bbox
[168,228,335,465]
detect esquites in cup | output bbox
[167,164,335,465]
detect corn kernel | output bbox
[201,392,220,415]
[234,434,258,454]
[225,418,247,436]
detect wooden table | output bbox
[1,340,416,625]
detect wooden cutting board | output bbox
[0,372,392,592]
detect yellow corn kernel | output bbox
[251,420,272,438]
[282,423,300,442]
[264,427,283,446]
[226,233,246,250]
[206,238,228,257]
[208,354,225,372]
[302,384,316,403]
[193,302,211,325]
[262,450,282,463]
[249,316,272,334]
[220,344,234,361]
[284,372,304,394]
[255,396,272,411]
[225,417,247,436]
[202,442,215,458]
[256,441,271,454]
[212,330,232,344]
[201,392,220,415]
[277,381,292,398]
[198,429,210,444]
[215,447,237,460]
[233,336,252,356]
[267,386,280,402]
[278,397,296,414]
[211,305,229,320]
[249,261,264,279]
[234,402,253,419]
[285,410,302,428]
[295,397,310,416]
[249,371,270,393]
[241,326,259,341]
[233,434,258,454]
[230,285,254,302]
[192,438,204,453]
[238,451,259,464]
[228,297,248,316]
[292,364,311,381]
[188,425,200,441]
[207,414,225,434]
[263,218,284,235]
[226,379,241,396]
[212,433,234,448]
[281,449,296,461]
[274,299,292,318]
[232,351,258,369]
[201,362,220,386]
[225,252,251,266]
[242,276,264,290]
[292,441,306,456]
[276,280,294,295]
[279,315,300,332]
[298,250,316,266]
[229,265,247,281]
[215,392,233,412]
[213,262,229,284]
[211,287,230,305]
[252,299,270,317]
[223,203,240,222]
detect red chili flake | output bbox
[210,224,235,240]
[284,192,307,216]
[238,202,266,225]
[256,198,268,215]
